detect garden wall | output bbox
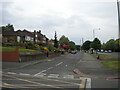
[1,47,19,62]
[19,52,61,62]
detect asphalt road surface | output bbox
[2,52,90,90]
[2,52,119,90]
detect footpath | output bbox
[2,57,55,70]
[74,52,119,88]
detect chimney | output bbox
[39,30,41,33]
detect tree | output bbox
[54,31,58,48]
[76,45,81,50]
[59,35,69,45]
[114,39,120,52]
[105,39,115,51]
[82,40,92,50]
[91,38,101,50]
[1,24,14,31]
[69,41,76,50]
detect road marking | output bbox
[44,78,82,86]
[19,73,30,76]
[3,74,60,88]
[34,70,47,76]
[55,62,63,66]
[7,72,16,74]
[48,74,59,78]
[63,75,74,79]
[34,73,46,77]
[47,67,53,70]
[65,65,67,67]
[80,78,86,88]
[79,77,91,88]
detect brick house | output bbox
[2,29,49,45]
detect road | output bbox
[2,52,90,90]
[2,52,119,89]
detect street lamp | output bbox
[93,28,100,39]
[117,0,120,39]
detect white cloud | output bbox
[0,0,119,44]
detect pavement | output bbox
[74,52,119,88]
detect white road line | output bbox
[79,77,91,88]
[47,67,53,70]
[34,70,47,76]
[48,74,59,78]
[19,73,30,76]
[34,73,46,77]
[63,75,74,79]
[55,62,63,66]
[41,70,47,72]
[7,72,17,75]
[86,78,91,88]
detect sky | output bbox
[0,0,120,45]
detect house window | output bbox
[17,36,20,42]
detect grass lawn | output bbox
[1,47,16,52]
[1,47,39,52]
[88,53,119,70]
[89,53,118,61]
[101,61,120,70]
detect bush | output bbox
[26,42,34,49]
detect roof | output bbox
[3,31,17,36]
[16,30,34,37]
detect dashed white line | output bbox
[19,73,30,76]
[63,75,74,79]
[48,74,59,78]
[55,62,63,66]
[34,73,46,77]
[47,67,53,70]
[7,72,17,75]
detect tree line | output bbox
[82,38,120,52]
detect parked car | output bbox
[104,50,108,53]
[108,50,112,53]
[71,51,77,54]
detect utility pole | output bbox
[117,0,120,39]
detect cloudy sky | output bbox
[0,0,119,44]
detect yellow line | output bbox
[43,78,84,86]
[79,79,86,88]
[3,74,60,88]
[2,82,26,88]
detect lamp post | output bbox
[117,0,120,39]
[93,28,100,39]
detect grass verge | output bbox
[89,53,118,60]
[101,61,120,70]
[1,47,39,52]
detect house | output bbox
[35,30,49,44]
[2,29,49,45]
[16,29,34,42]
[2,31,19,43]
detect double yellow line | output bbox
[2,74,86,88]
